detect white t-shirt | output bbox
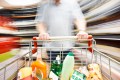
[35,0,85,51]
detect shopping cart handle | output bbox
[32,35,93,54]
[33,35,92,40]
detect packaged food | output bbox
[17,67,33,80]
[70,70,86,80]
[87,63,103,80]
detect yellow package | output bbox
[87,63,103,80]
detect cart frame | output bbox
[0,36,120,80]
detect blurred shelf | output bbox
[12,14,36,18]
[87,10,120,26]
[18,26,35,30]
[95,38,120,41]
[80,0,100,11]
[93,34,120,40]
[95,39,120,48]
[87,6,120,22]
[10,20,36,26]
[0,29,38,36]
[8,7,37,11]
[0,28,17,35]
[12,8,36,13]
[96,44,120,61]
[87,20,120,35]
[85,0,120,19]
[16,30,38,35]
[13,24,35,27]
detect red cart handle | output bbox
[32,35,93,54]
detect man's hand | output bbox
[39,33,50,40]
[76,31,88,41]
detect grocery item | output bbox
[50,55,62,76]
[70,70,86,80]
[61,52,74,80]
[49,71,59,80]
[87,63,103,80]
[17,67,33,80]
[31,56,47,80]
[0,37,20,54]
[79,66,89,78]
[0,16,17,31]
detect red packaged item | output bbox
[0,16,17,31]
[0,37,20,54]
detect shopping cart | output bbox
[0,36,120,80]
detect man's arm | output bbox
[36,22,49,40]
[74,18,88,39]
[72,1,88,39]
[36,22,47,34]
[35,4,50,40]
[74,18,87,32]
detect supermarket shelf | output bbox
[14,24,35,28]
[0,30,38,36]
[96,44,120,61]
[12,15,36,18]
[87,20,120,35]
[85,0,120,19]
[87,6,120,22]
[94,35,120,40]
[80,0,99,11]
[87,11,120,26]
[95,39,120,48]
[88,19,120,29]
[0,28,17,35]
[94,38,120,41]
[9,20,36,26]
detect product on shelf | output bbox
[0,37,20,54]
[0,16,17,31]
[61,52,74,80]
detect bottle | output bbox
[50,55,62,77]
[61,52,74,80]
[31,55,47,80]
